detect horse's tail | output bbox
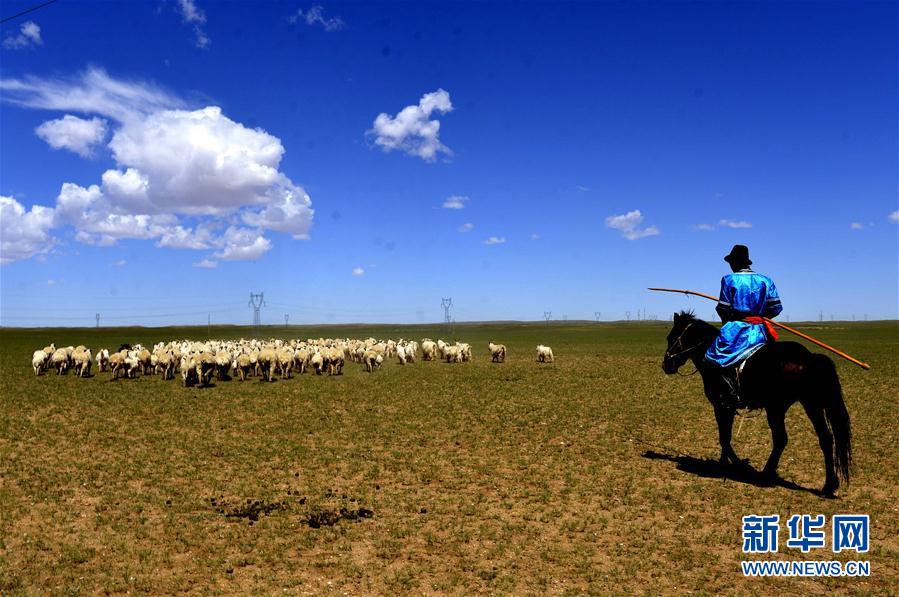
[811,354,852,483]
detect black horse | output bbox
[662,311,851,496]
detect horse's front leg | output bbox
[761,407,788,481]
[713,405,743,467]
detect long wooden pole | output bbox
[648,287,871,370]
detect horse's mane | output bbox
[676,310,718,336]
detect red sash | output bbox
[744,316,778,341]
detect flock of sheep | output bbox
[30,338,555,386]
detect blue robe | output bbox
[705,269,783,367]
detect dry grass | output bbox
[1,321,896,594]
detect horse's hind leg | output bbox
[802,402,838,495]
[761,407,788,481]
[713,405,743,467]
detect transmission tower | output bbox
[544,311,552,326]
[625,311,631,322]
[249,292,265,329]
[595,311,601,322]
[441,298,453,332]
[95,313,100,328]
[284,313,289,328]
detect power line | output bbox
[1,0,57,24]
[249,292,265,329]
[441,298,453,332]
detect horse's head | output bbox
[662,311,708,374]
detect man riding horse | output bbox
[706,244,782,409]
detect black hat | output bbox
[724,244,751,265]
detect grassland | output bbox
[1,321,897,594]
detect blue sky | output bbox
[1,0,896,326]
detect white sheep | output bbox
[73,348,92,378]
[310,351,324,375]
[233,353,252,381]
[536,345,554,363]
[156,351,175,380]
[294,348,309,374]
[215,352,233,380]
[194,352,216,386]
[181,355,196,386]
[257,348,276,381]
[325,348,344,375]
[444,345,463,363]
[51,348,69,375]
[488,342,507,363]
[363,349,382,372]
[421,340,437,361]
[276,348,294,379]
[96,348,110,372]
[110,351,127,380]
[32,350,48,375]
[124,354,142,378]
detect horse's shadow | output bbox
[642,450,827,497]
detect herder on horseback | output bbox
[706,244,782,409]
[656,245,854,495]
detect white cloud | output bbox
[368,89,453,162]
[604,210,660,240]
[194,258,217,269]
[576,185,589,192]
[0,67,182,122]
[530,233,540,240]
[101,167,151,212]
[693,223,715,231]
[212,227,272,261]
[850,222,864,230]
[156,224,214,249]
[483,236,506,245]
[106,106,312,232]
[718,218,752,229]
[289,6,345,31]
[458,222,474,233]
[111,259,127,267]
[240,181,313,240]
[35,115,108,157]
[1,69,315,265]
[442,195,469,209]
[178,0,204,23]
[3,21,42,50]
[176,0,210,48]
[0,196,56,264]
[352,266,365,276]
[889,210,899,224]
[53,182,178,246]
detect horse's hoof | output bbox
[758,470,778,486]
[822,481,839,497]
[733,458,754,472]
